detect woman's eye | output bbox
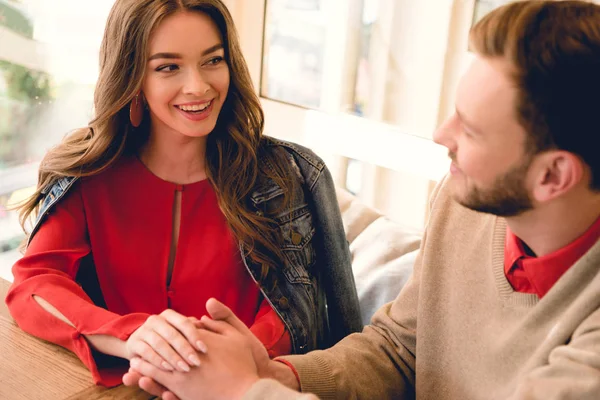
[206,56,224,66]
[156,64,179,72]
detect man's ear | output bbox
[531,151,584,203]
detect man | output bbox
[123,1,600,398]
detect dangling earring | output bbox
[129,93,143,128]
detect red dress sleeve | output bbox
[249,297,292,358]
[4,182,149,387]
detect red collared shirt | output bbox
[504,216,600,298]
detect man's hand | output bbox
[199,298,272,376]
[199,299,300,390]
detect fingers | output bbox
[123,369,170,398]
[160,310,209,354]
[198,315,234,335]
[138,376,172,398]
[124,367,179,399]
[150,311,207,367]
[128,337,177,371]
[206,298,253,335]
[205,298,234,320]
[128,311,208,373]
[122,369,143,387]
[130,357,171,387]
[162,391,182,400]
[145,329,193,372]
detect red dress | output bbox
[5,156,290,386]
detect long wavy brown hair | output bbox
[18,0,294,283]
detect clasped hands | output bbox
[122,298,272,400]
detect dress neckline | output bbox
[131,154,210,190]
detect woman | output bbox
[5,0,361,387]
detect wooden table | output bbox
[0,278,153,400]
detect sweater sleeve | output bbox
[250,298,292,357]
[4,182,150,387]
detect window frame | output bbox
[228,0,459,184]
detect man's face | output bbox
[433,56,534,217]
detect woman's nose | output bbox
[183,70,210,96]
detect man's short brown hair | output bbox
[470,0,600,189]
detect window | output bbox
[262,0,450,138]
[472,0,511,25]
[261,0,326,109]
[260,0,472,143]
[0,0,113,278]
[239,0,453,229]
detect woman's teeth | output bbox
[177,101,211,112]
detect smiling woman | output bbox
[5,0,361,389]
[142,12,229,139]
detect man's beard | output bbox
[452,155,534,217]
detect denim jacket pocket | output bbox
[276,205,316,285]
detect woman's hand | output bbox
[125,309,207,372]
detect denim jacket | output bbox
[30,137,363,353]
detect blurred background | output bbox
[0,0,522,279]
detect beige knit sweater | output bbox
[243,177,600,400]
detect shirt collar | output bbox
[505,215,600,298]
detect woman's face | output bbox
[142,11,230,139]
